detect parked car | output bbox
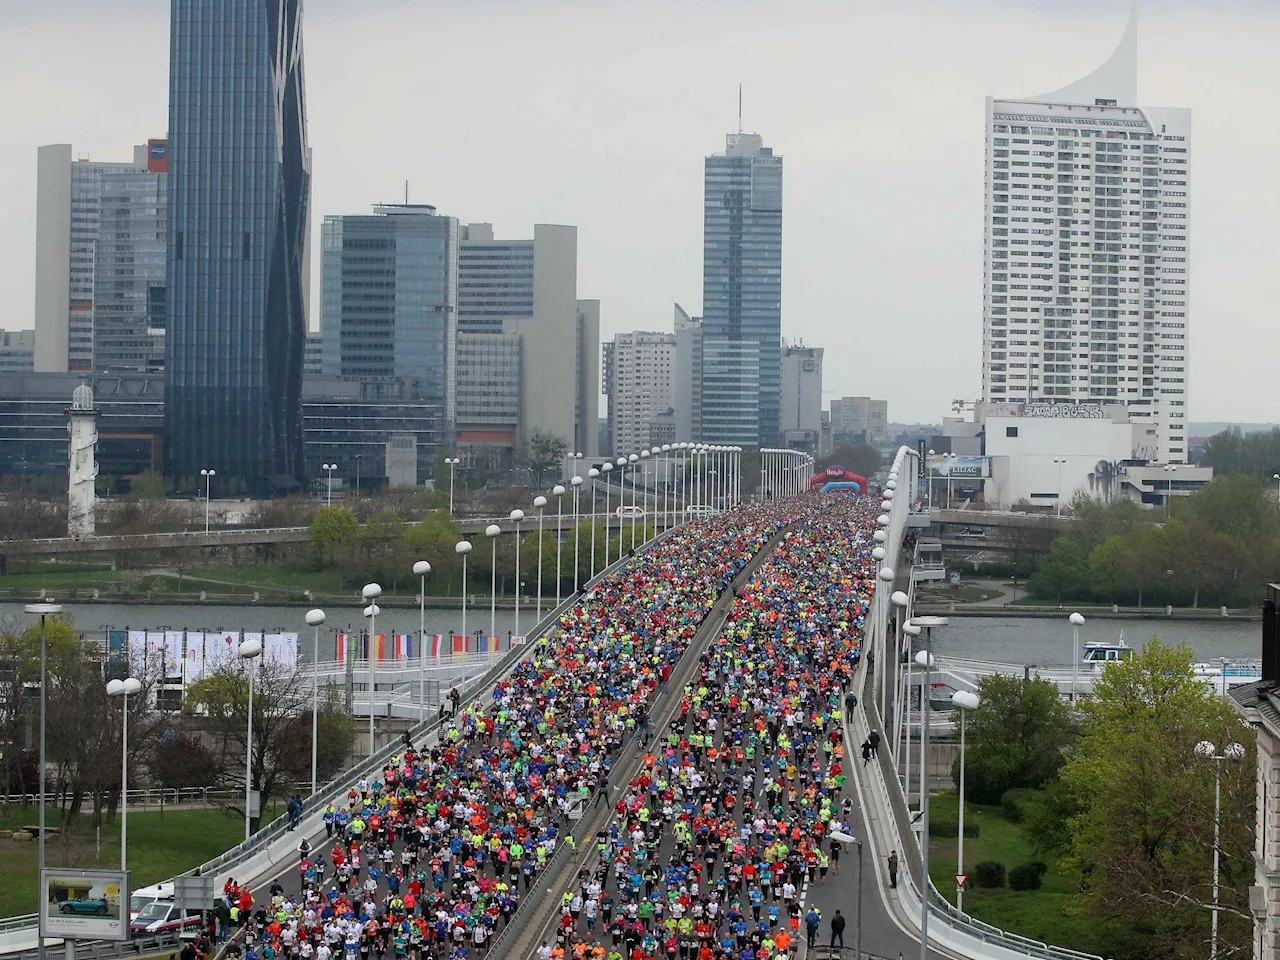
[616,505,646,518]
[59,898,109,915]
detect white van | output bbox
[129,882,173,921]
[616,505,646,518]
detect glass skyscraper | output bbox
[165,0,311,490]
[320,204,459,438]
[700,133,783,447]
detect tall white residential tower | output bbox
[982,14,1191,462]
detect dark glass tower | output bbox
[165,0,310,490]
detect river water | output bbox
[1,600,1260,667]
[940,615,1259,665]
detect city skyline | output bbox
[3,1,1278,423]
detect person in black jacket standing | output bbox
[829,908,847,948]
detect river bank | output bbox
[913,604,1261,622]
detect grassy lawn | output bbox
[0,804,280,917]
[927,792,1147,958]
[917,585,1003,604]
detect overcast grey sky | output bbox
[2,0,1275,424]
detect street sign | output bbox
[955,874,968,890]
[566,794,588,821]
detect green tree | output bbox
[186,659,355,833]
[1065,492,1145,554]
[1088,535,1133,603]
[523,431,569,487]
[404,513,462,592]
[360,509,410,587]
[128,469,169,499]
[951,673,1073,805]
[1059,640,1254,957]
[308,506,358,567]
[1028,537,1090,603]
[1186,473,1278,545]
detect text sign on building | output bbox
[40,869,131,941]
[1020,403,1104,420]
[928,455,991,479]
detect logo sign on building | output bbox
[928,455,991,479]
[1020,402,1104,419]
[40,869,131,941]
[147,139,168,174]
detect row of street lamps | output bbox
[758,447,814,498]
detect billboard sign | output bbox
[147,139,168,173]
[40,869,130,941]
[928,455,991,479]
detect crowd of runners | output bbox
[212,502,799,960]
[542,496,878,960]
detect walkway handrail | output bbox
[864,446,1109,960]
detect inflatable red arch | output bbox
[807,465,868,492]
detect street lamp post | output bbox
[639,450,651,542]
[444,457,459,513]
[532,497,547,622]
[509,511,524,640]
[355,454,363,499]
[455,541,473,652]
[587,468,600,579]
[413,562,430,721]
[552,485,566,608]
[1068,612,1085,705]
[200,468,216,533]
[601,464,614,569]
[238,634,264,839]
[26,601,60,960]
[1194,740,1246,960]
[361,583,382,757]
[951,690,980,913]
[322,463,337,506]
[627,454,639,552]
[889,590,909,727]
[105,676,142,869]
[485,524,501,649]
[912,615,948,960]
[571,475,583,592]
[1164,463,1178,519]
[1053,457,1068,516]
[305,609,325,793]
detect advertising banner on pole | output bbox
[927,455,991,479]
[40,868,131,941]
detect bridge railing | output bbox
[868,445,1108,960]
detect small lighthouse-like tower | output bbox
[68,382,98,539]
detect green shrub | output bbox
[972,860,1006,889]
[1001,787,1044,824]
[1008,862,1045,891]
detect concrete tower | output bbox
[67,382,98,538]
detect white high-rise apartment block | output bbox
[604,331,677,456]
[982,15,1191,462]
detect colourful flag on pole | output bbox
[394,634,413,660]
[452,634,466,656]
[374,634,389,662]
[477,635,489,655]
[336,632,348,662]
[490,635,502,656]
[429,633,442,658]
